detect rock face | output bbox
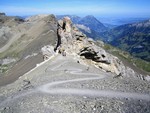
[56,17,145,79]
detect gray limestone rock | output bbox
[55,17,146,79]
[41,45,55,60]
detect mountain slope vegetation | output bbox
[108,20,150,61]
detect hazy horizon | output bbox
[0,0,150,18]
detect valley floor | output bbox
[0,54,150,113]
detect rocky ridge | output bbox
[48,16,146,80]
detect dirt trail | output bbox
[39,60,150,101]
[1,56,149,107]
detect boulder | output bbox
[41,45,55,60]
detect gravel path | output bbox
[0,55,150,113]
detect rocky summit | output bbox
[0,15,150,113]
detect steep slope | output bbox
[109,20,150,61]
[0,16,150,113]
[0,14,57,78]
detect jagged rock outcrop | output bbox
[56,17,145,79]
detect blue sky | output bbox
[0,0,150,18]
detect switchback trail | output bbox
[0,55,150,108]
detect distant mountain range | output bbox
[95,19,150,62]
[108,20,150,61]
[98,17,150,25]
[57,15,108,40]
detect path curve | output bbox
[41,60,150,101]
[1,59,150,107]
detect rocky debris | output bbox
[41,45,55,60]
[0,107,11,113]
[56,17,146,79]
[21,79,33,90]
